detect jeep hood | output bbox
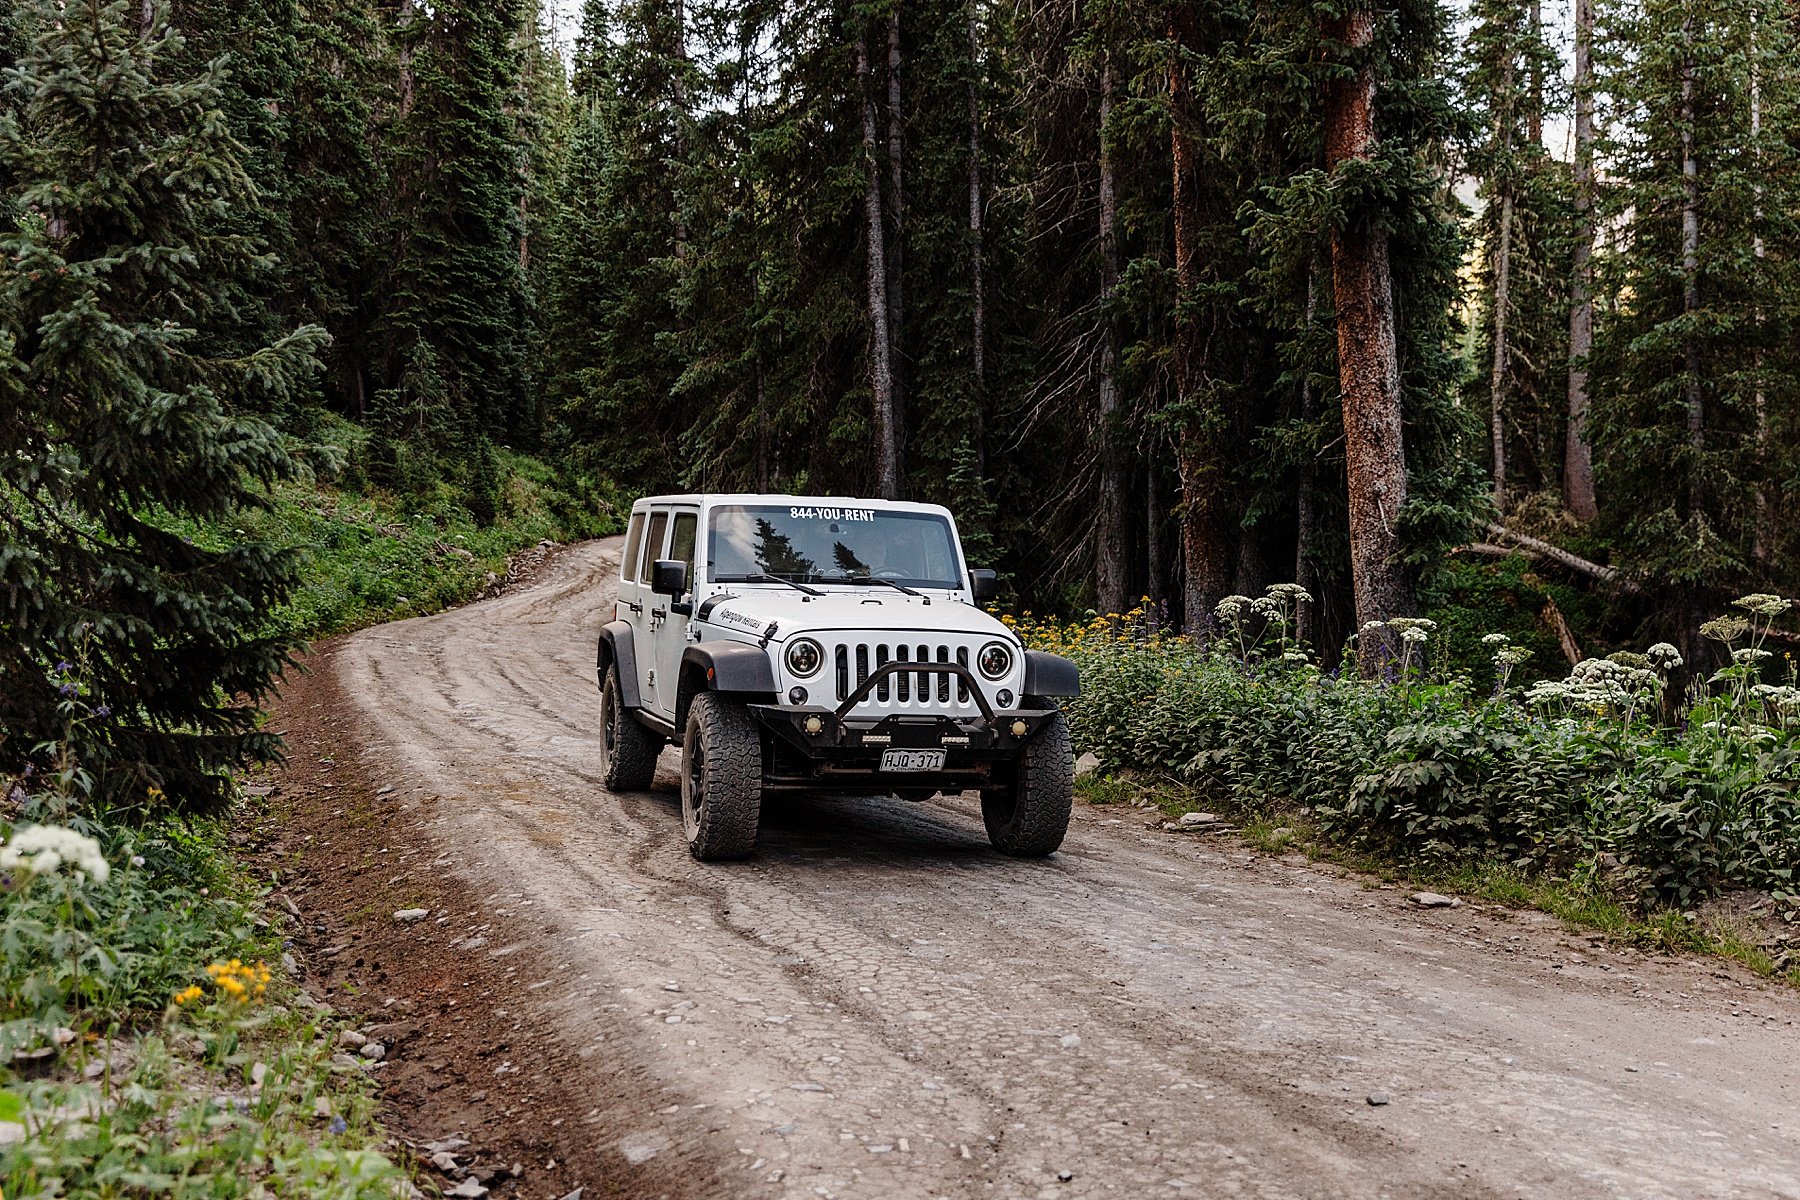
[694,589,1017,644]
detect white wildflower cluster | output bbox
[0,825,111,884]
[1282,649,1311,664]
[1494,646,1531,667]
[1265,582,1313,604]
[1752,685,1800,723]
[1362,620,1386,633]
[1646,643,1683,671]
[1732,593,1794,619]
[1732,647,1774,666]
[1386,616,1436,645]
[1482,632,1511,647]
[1700,615,1750,644]
[1251,595,1284,620]
[1214,595,1252,623]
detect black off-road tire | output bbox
[599,665,663,791]
[981,707,1073,857]
[681,692,764,861]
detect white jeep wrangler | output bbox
[596,495,1079,861]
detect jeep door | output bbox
[630,505,671,714]
[653,506,700,723]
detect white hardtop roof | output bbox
[631,493,954,516]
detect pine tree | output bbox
[383,0,532,448]
[1462,0,1571,512]
[0,0,327,811]
[1589,0,1800,647]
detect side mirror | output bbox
[969,569,998,605]
[651,559,689,598]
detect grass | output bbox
[185,410,626,642]
[1075,768,1788,982]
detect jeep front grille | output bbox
[832,641,974,714]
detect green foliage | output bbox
[0,0,327,812]
[1023,592,1800,912]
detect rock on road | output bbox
[323,538,1800,1199]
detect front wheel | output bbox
[980,710,1074,857]
[600,664,662,791]
[681,693,763,861]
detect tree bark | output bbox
[858,32,901,499]
[884,6,907,495]
[1294,262,1321,646]
[1324,5,1415,669]
[1488,52,1516,512]
[1679,20,1701,481]
[1170,18,1234,635]
[965,1,987,472]
[1750,21,1768,562]
[1095,56,1129,616]
[1564,0,1598,521]
[1527,0,1543,145]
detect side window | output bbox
[621,512,645,584]
[638,511,670,582]
[669,512,698,586]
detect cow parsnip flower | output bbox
[0,825,110,884]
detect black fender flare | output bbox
[597,620,643,709]
[1022,649,1080,699]
[677,642,778,730]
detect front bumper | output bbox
[748,703,1059,790]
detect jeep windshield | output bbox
[708,504,965,590]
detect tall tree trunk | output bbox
[1527,0,1543,145]
[858,32,900,498]
[1147,462,1165,609]
[884,6,906,495]
[1095,56,1130,616]
[1679,22,1701,474]
[1324,4,1415,667]
[1488,54,1516,512]
[965,0,986,472]
[1750,19,1768,562]
[1170,15,1233,634]
[1563,0,1598,520]
[1294,261,1321,646]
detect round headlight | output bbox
[785,637,824,678]
[978,641,1013,680]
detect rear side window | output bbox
[638,511,670,582]
[621,512,645,583]
[669,512,698,580]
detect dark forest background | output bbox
[6,0,1800,799]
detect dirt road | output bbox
[291,538,1800,1199]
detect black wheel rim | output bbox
[601,679,617,760]
[682,722,706,839]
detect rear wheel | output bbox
[681,693,763,860]
[981,708,1073,857]
[599,664,662,791]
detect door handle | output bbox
[627,600,643,613]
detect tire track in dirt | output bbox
[271,537,1800,1200]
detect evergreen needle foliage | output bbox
[0,0,328,812]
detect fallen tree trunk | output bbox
[1469,523,1640,594]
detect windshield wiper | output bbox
[736,572,822,596]
[838,576,926,600]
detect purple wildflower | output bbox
[59,682,77,697]
[93,705,111,717]
[54,660,71,673]
[329,1115,347,1134]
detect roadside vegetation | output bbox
[212,410,622,641]
[1,734,401,1197]
[1016,588,1800,985]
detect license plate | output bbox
[880,748,946,772]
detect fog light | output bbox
[996,688,1014,708]
[788,685,809,705]
[1010,719,1029,737]
[803,715,825,736]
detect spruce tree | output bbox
[0,0,327,811]
[1589,0,1800,644]
[384,0,531,449]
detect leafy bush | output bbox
[1016,589,1800,912]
